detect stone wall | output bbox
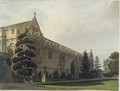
[36,44,82,79]
[0,17,84,80]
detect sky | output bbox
[0,0,119,68]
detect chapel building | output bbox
[0,15,93,79]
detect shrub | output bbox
[12,71,24,83]
[49,73,52,80]
[88,70,102,78]
[103,72,114,77]
[60,71,66,79]
[46,71,49,80]
[52,70,59,80]
[67,74,72,80]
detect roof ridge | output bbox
[0,20,31,28]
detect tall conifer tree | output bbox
[94,56,101,70]
[81,50,90,78]
[70,60,75,76]
[12,28,37,81]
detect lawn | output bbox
[36,79,118,90]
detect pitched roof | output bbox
[0,16,82,57]
[27,16,42,35]
[0,21,31,29]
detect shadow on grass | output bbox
[43,80,105,86]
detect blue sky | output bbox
[0,0,119,68]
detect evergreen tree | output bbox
[70,60,75,78]
[81,50,90,78]
[94,56,101,70]
[12,28,37,82]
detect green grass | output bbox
[36,79,118,90]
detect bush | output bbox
[46,71,49,80]
[67,74,72,80]
[60,71,66,79]
[79,73,89,79]
[49,73,53,80]
[103,72,114,77]
[88,70,102,78]
[37,71,42,81]
[33,72,39,82]
[52,70,59,80]
[12,72,24,83]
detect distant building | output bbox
[0,15,94,79]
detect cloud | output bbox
[0,0,119,66]
[0,0,16,4]
[39,0,119,64]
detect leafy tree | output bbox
[108,52,119,75]
[12,28,37,82]
[80,50,90,78]
[108,60,118,75]
[94,56,101,70]
[109,52,119,60]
